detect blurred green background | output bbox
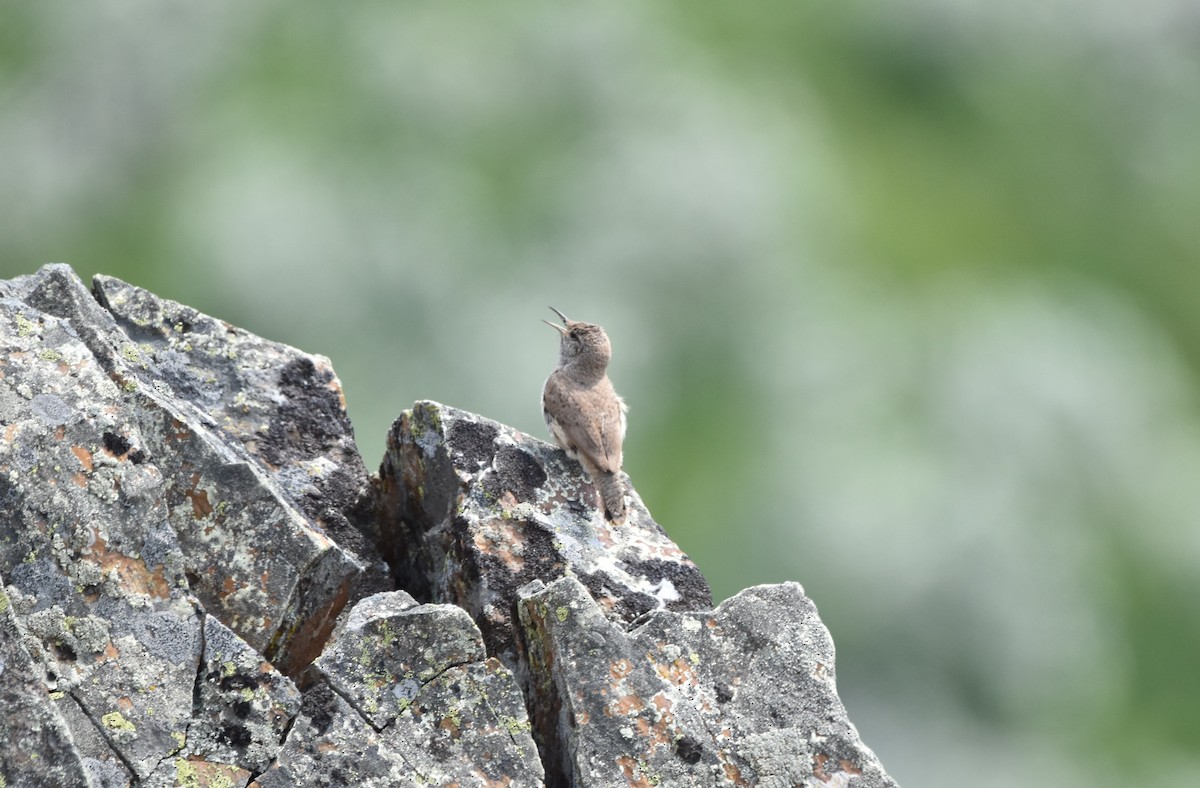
[3,2,1198,785]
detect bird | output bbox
[541,307,629,524]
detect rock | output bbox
[0,285,202,782]
[248,683,408,787]
[310,591,474,731]
[376,400,713,667]
[2,264,380,677]
[189,615,302,774]
[0,264,364,784]
[518,576,898,787]
[0,575,93,787]
[91,275,381,564]
[256,591,544,787]
[1,264,899,787]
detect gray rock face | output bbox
[256,591,544,787]
[376,400,714,668]
[0,264,897,787]
[0,575,93,787]
[1,264,382,678]
[519,577,897,787]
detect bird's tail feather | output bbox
[598,471,627,525]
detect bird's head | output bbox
[544,307,612,370]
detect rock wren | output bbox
[541,307,629,524]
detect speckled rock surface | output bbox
[0,264,368,786]
[518,576,899,787]
[1,288,194,783]
[189,614,302,774]
[2,264,898,787]
[1,264,380,677]
[376,400,713,667]
[0,574,93,787]
[257,591,544,787]
[91,274,383,570]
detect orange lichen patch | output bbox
[98,642,120,664]
[88,533,171,600]
[636,542,682,562]
[642,701,680,750]
[610,659,634,680]
[4,423,16,443]
[594,525,617,550]
[719,757,747,785]
[610,694,645,716]
[651,694,673,713]
[323,375,349,410]
[475,520,526,574]
[117,697,134,713]
[55,425,66,440]
[71,445,94,472]
[814,754,860,782]
[654,657,698,687]
[439,716,463,738]
[477,778,511,788]
[72,472,88,488]
[615,755,654,788]
[160,418,191,447]
[176,758,251,787]
[187,487,213,518]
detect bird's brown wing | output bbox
[543,374,621,474]
[572,384,623,474]
[593,393,624,473]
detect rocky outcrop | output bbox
[0,264,897,787]
[376,399,714,668]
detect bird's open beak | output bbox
[544,306,569,333]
